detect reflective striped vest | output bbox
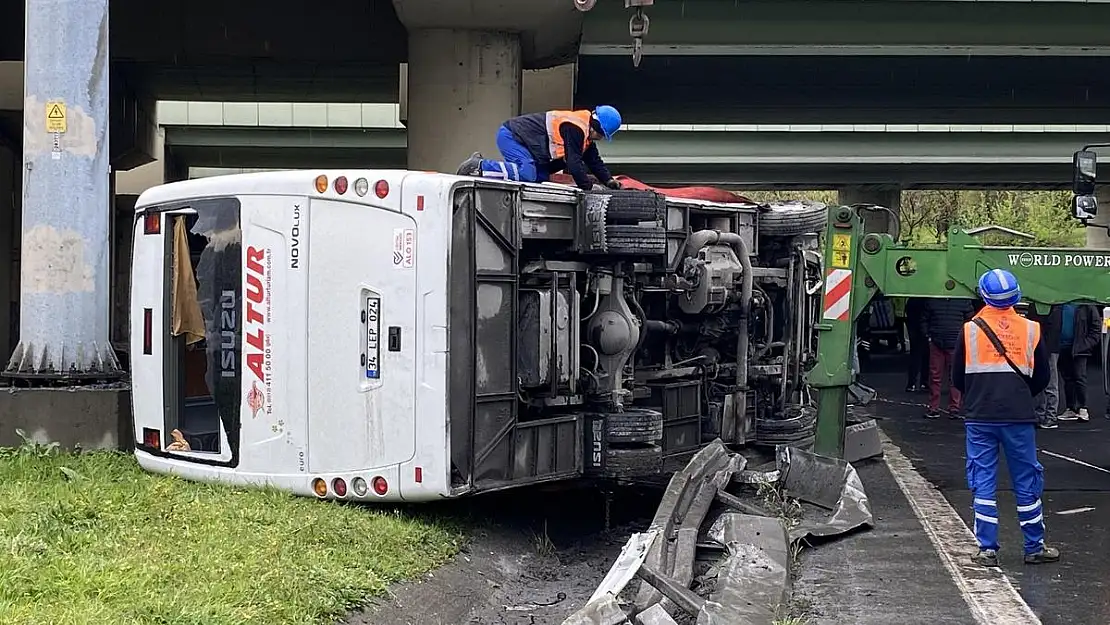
[545,110,592,160]
[963,308,1039,376]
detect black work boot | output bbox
[972,549,999,567]
[1024,545,1060,564]
[455,152,482,176]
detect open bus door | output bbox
[132,199,243,465]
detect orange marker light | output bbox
[312,478,328,497]
[314,175,328,193]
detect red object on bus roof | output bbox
[548,173,754,204]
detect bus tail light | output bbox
[143,212,161,235]
[374,180,389,199]
[334,176,348,195]
[414,467,423,483]
[142,308,153,355]
[314,175,328,193]
[332,477,348,498]
[371,476,388,496]
[142,428,161,449]
[352,477,368,496]
[312,478,328,497]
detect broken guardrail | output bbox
[563,437,875,625]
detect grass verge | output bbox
[0,436,462,625]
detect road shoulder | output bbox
[792,457,979,625]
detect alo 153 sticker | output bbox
[392,228,415,269]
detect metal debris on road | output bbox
[1055,506,1096,516]
[561,439,875,625]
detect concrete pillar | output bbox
[522,63,576,113]
[405,29,522,174]
[0,142,14,357]
[838,187,902,236]
[1086,187,1110,250]
[8,0,121,381]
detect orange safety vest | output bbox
[545,110,593,160]
[963,307,1039,376]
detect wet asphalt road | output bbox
[863,353,1110,625]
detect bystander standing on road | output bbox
[1026,305,1062,429]
[923,297,976,418]
[905,297,930,392]
[1056,302,1101,423]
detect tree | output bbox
[742,189,1084,248]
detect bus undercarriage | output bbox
[444,181,828,494]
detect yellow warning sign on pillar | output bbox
[46,101,67,134]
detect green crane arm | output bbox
[807,205,1110,458]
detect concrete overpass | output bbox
[1,0,1110,438]
[155,102,1098,190]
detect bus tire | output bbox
[754,403,817,448]
[604,444,664,478]
[605,408,664,444]
[590,189,666,223]
[758,200,828,237]
[605,224,667,255]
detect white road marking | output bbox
[1040,449,1110,475]
[1055,507,1096,516]
[879,430,1041,625]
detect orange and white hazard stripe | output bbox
[822,268,853,321]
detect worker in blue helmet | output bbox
[951,269,1059,566]
[456,106,624,191]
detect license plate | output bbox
[366,296,380,379]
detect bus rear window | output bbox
[150,197,243,462]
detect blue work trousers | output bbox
[479,126,547,183]
[965,422,1046,555]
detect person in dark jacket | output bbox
[455,106,624,191]
[952,269,1058,566]
[1054,303,1102,422]
[1026,305,1062,429]
[904,297,930,392]
[923,297,976,418]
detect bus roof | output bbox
[132,169,462,211]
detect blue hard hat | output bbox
[978,268,1022,308]
[593,105,622,140]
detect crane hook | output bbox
[628,8,650,67]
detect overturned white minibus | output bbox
[130,170,825,502]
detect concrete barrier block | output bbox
[0,386,132,451]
